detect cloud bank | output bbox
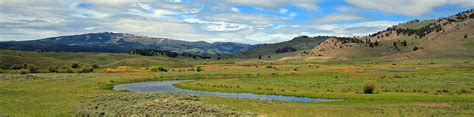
[0,0,472,44]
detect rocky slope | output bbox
[305,9,474,60]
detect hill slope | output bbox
[234,36,333,59]
[303,9,474,61]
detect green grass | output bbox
[0,49,473,116]
[176,64,474,101]
[173,62,474,116]
[0,50,193,70]
[200,96,474,116]
[0,61,473,116]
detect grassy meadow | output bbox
[0,50,473,116]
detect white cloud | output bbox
[128,3,176,18]
[84,27,99,30]
[292,2,319,11]
[203,22,250,31]
[449,0,474,7]
[279,9,288,14]
[184,18,250,31]
[226,0,319,10]
[289,12,298,18]
[73,9,111,18]
[153,9,175,16]
[104,19,202,39]
[231,7,239,12]
[245,32,300,43]
[312,21,399,37]
[0,13,65,24]
[315,14,367,23]
[0,28,59,41]
[170,0,182,3]
[346,0,447,16]
[202,12,284,25]
[134,2,154,11]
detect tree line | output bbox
[129,49,211,59]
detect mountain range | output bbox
[0,32,252,55]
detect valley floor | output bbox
[0,59,473,116]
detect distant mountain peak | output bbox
[0,32,252,55]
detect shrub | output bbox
[188,68,195,71]
[67,68,74,73]
[458,89,471,94]
[92,64,99,68]
[80,66,94,73]
[158,67,168,72]
[196,66,203,72]
[275,47,297,53]
[48,66,59,73]
[26,64,40,73]
[363,80,378,94]
[18,69,30,74]
[71,63,79,68]
[266,65,273,68]
[150,67,168,72]
[413,46,419,51]
[150,67,158,72]
[59,68,74,73]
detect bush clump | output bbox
[92,64,100,68]
[25,64,40,73]
[8,63,40,74]
[71,63,80,68]
[363,80,378,94]
[150,67,168,72]
[48,66,59,73]
[79,65,94,73]
[266,65,273,68]
[196,66,203,72]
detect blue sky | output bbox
[0,0,473,44]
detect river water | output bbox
[113,80,340,102]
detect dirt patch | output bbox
[310,38,359,57]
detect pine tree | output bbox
[393,42,398,50]
[401,40,408,46]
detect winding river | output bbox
[113,80,340,102]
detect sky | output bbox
[0,0,473,44]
